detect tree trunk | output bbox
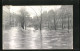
[24,23,26,30]
[48,21,49,29]
[54,17,56,30]
[68,16,69,33]
[21,21,24,29]
[62,16,64,30]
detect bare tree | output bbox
[19,7,29,30]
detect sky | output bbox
[9,5,61,18]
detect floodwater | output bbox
[3,27,73,49]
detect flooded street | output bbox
[3,27,73,49]
[3,5,73,49]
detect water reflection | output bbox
[3,27,73,49]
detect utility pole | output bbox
[30,6,43,48]
[40,6,43,49]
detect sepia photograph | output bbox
[2,5,73,49]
